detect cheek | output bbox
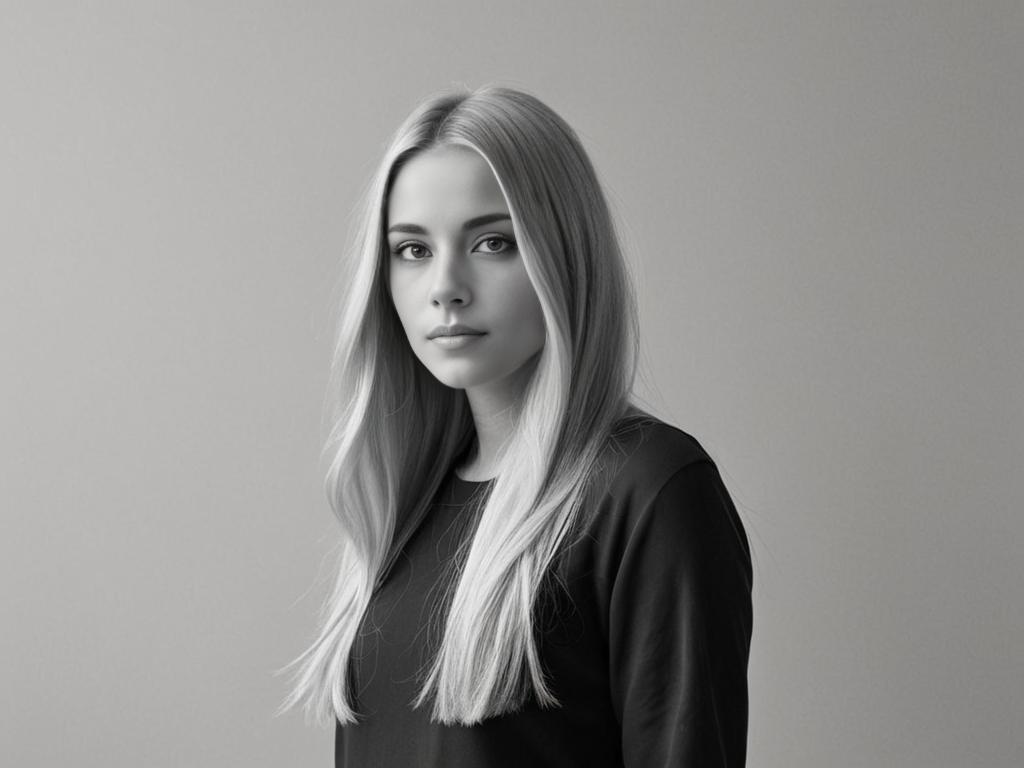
[506,276,546,346]
[388,275,411,322]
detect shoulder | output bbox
[595,407,716,511]
[565,407,748,571]
[556,407,749,599]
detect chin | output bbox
[428,369,489,391]
[418,356,503,390]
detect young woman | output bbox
[283,85,753,767]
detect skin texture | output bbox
[386,145,546,480]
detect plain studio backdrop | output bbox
[2,2,1021,766]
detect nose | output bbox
[429,249,471,308]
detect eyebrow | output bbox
[386,213,512,235]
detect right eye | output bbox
[392,242,430,260]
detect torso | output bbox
[335,412,752,767]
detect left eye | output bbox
[473,237,515,254]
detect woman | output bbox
[283,85,753,767]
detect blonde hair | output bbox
[282,85,643,726]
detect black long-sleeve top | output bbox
[336,416,753,766]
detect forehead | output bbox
[386,145,509,225]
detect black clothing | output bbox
[336,416,753,767]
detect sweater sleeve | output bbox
[608,459,753,767]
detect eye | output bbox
[392,242,430,261]
[472,236,517,255]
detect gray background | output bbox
[3,2,1021,766]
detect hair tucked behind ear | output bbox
[279,85,644,726]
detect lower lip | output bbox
[431,333,486,349]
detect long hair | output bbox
[281,85,643,726]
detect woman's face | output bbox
[386,145,546,397]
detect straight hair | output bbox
[281,85,644,726]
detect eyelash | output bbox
[391,236,517,261]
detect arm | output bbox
[608,460,753,767]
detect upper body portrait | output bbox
[283,85,753,767]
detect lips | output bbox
[427,324,486,339]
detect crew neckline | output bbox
[453,470,497,484]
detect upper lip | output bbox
[428,324,486,339]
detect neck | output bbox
[458,357,538,480]
[460,403,515,481]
